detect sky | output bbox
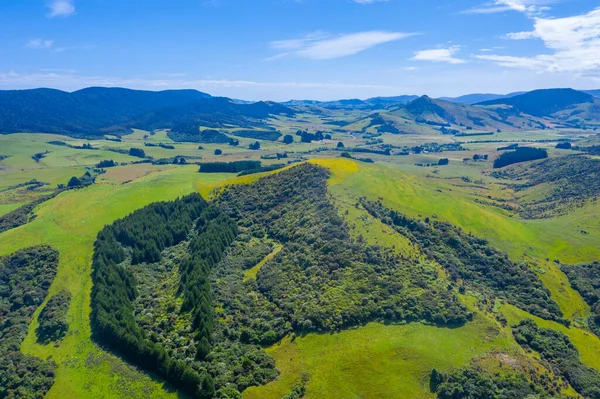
[0,0,599,101]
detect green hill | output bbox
[478,88,595,117]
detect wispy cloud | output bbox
[461,4,513,14]
[26,39,54,49]
[411,46,466,64]
[47,0,75,18]
[476,7,600,76]
[269,31,414,60]
[461,0,552,16]
[0,70,389,91]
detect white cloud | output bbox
[462,0,552,15]
[477,8,600,75]
[461,4,513,14]
[0,70,393,99]
[269,31,414,60]
[411,46,466,64]
[47,0,75,18]
[26,39,54,49]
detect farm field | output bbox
[2,108,600,399]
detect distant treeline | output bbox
[144,142,175,149]
[199,160,261,173]
[340,152,374,163]
[48,141,97,150]
[237,163,286,176]
[231,129,282,141]
[95,160,118,168]
[335,147,391,156]
[454,131,494,137]
[0,191,61,234]
[493,147,548,168]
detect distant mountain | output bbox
[0,87,293,138]
[584,90,600,98]
[477,88,595,117]
[282,98,374,109]
[438,92,524,105]
[397,95,546,131]
[283,96,418,109]
[365,95,419,104]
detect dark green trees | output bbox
[493,147,547,168]
[95,159,117,168]
[0,246,60,398]
[128,147,146,158]
[36,289,71,344]
[249,141,261,150]
[362,199,562,321]
[513,319,600,398]
[283,134,294,144]
[199,161,261,173]
[562,262,600,335]
[90,193,236,398]
[67,176,82,187]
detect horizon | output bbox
[1,1,599,101]
[1,85,598,103]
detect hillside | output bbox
[477,88,595,117]
[438,92,524,105]
[396,95,542,131]
[3,118,600,399]
[0,88,294,138]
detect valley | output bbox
[1,87,600,399]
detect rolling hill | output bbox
[0,87,294,138]
[477,88,595,117]
[396,95,545,131]
[437,92,524,105]
[478,88,600,128]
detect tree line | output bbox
[90,193,238,398]
[361,199,563,322]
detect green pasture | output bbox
[0,165,235,399]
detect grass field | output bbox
[0,165,236,399]
[244,157,600,398]
[244,307,519,399]
[0,202,21,216]
[2,131,599,398]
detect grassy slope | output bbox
[0,165,237,399]
[245,158,599,398]
[244,159,534,399]
[0,202,22,216]
[245,314,515,399]
[1,153,597,398]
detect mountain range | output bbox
[0,87,598,140]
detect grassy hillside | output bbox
[0,166,242,399]
[1,136,600,398]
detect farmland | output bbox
[1,102,600,398]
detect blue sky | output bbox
[0,0,599,100]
